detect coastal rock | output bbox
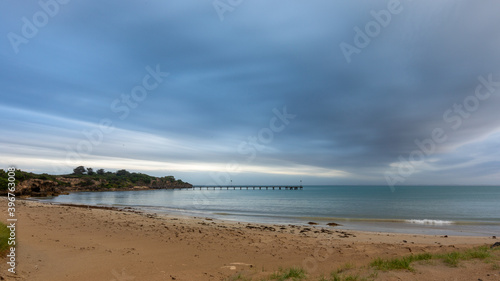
[327,222,341,227]
[3,172,193,197]
[491,242,500,249]
[320,228,333,234]
[16,179,61,197]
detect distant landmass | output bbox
[0,166,192,197]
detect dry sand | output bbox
[1,198,499,281]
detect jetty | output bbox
[190,185,303,190]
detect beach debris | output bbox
[300,228,311,233]
[262,226,276,232]
[490,242,500,249]
[221,265,237,270]
[245,225,276,232]
[336,230,355,238]
[230,262,253,267]
[320,228,333,234]
[327,222,341,227]
[307,222,318,225]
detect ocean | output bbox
[38,185,500,236]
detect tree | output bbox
[96,169,105,175]
[116,169,130,176]
[73,166,86,175]
[0,170,8,191]
[87,168,95,175]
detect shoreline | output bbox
[33,195,500,237]
[2,198,499,280]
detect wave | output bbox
[406,219,454,225]
[293,216,490,225]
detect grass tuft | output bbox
[326,272,371,281]
[370,257,412,271]
[227,273,252,281]
[371,246,496,271]
[0,222,10,253]
[370,253,433,271]
[269,267,307,281]
[436,246,491,267]
[336,262,355,273]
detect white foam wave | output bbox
[406,219,454,225]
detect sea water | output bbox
[39,185,500,236]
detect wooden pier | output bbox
[190,185,303,190]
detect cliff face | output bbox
[16,179,61,197]
[7,176,192,197]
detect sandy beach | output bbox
[1,197,499,281]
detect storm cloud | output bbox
[1,0,499,185]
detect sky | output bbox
[1,0,500,186]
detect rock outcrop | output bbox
[4,176,192,197]
[16,179,61,197]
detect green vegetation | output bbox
[435,246,492,267]
[0,169,64,190]
[321,273,364,281]
[227,247,499,281]
[228,246,498,280]
[269,267,307,281]
[0,166,190,191]
[335,263,355,274]
[64,166,189,189]
[0,222,10,253]
[0,170,8,191]
[370,246,498,271]
[227,266,376,281]
[228,273,252,281]
[370,253,432,271]
[319,262,374,281]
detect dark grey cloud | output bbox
[1,0,500,184]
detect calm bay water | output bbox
[39,185,500,236]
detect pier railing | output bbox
[189,185,303,190]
